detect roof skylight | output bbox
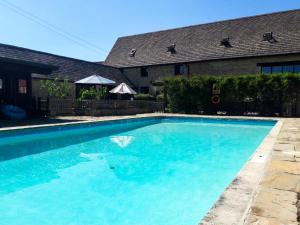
[129,49,137,57]
[167,44,176,54]
[263,32,276,43]
[220,37,231,48]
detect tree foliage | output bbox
[40,77,72,99]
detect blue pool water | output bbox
[0,117,275,225]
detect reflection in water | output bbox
[111,136,134,148]
[79,153,101,161]
[0,119,157,162]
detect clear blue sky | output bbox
[0,0,299,62]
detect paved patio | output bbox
[245,118,300,225]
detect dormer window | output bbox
[129,49,137,57]
[220,37,231,47]
[167,44,176,54]
[263,32,276,43]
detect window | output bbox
[0,79,2,90]
[272,66,282,73]
[18,79,27,94]
[141,67,148,77]
[261,66,271,74]
[261,62,300,74]
[283,65,293,73]
[294,65,300,73]
[140,86,149,94]
[175,64,185,75]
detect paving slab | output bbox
[268,160,300,175]
[249,187,298,223]
[274,143,295,151]
[246,214,299,225]
[272,151,296,162]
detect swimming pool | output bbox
[0,117,275,225]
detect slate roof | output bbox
[105,9,300,68]
[0,43,128,84]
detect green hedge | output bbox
[164,73,300,115]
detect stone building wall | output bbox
[123,65,176,94]
[122,54,300,94]
[189,54,300,75]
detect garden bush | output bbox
[134,93,156,101]
[163,73,300,115]
[156,93,164,102]
[77,87,107,101]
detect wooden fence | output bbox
[32,97,300,117]
[45,98,164,116]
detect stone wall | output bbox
[123,65,175,94]
[123,54,300,94]
[189,54,300,75]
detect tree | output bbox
[40,77,72,99]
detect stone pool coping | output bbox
[200,116,283,225]
[0,113,279,132]
[0,113,294,224]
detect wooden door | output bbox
[13,73,31,111]
[0,74,5,105]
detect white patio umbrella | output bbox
[75,75,116,85]
[109,82,137,95]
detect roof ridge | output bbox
[0,42,115,69]
[118,8,300,39]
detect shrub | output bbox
[78,87,107,101]
[134,93,156,101]
[156,93,164,101]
